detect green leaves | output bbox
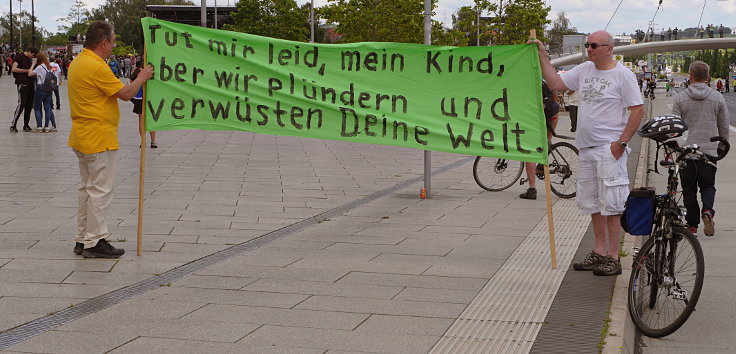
[320,0,427,43]
[224,0,310,41]
[546,11,578,54]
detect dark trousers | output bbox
[680,159,717,227]
[11,84,34,129]
[50,87,60,108]
[568,105,578,131]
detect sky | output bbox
[2,0,735,38]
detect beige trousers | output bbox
[74,149,117,248]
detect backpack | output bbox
[42,66,58,92]
[541,81,559,120]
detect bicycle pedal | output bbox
[631,247,640,257]
[519,178,527,185]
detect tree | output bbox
[88,0,192,54]
[545,11,577,55]
[449,4,495,46]
[0,11,45,48]
[57,0,92,33]
[432,21,469,47]
[224,0,309,41]
[489,0,550,45]
[319,0,427,43]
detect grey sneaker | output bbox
[519,188,537,200]
[572,250,606,271]
[593,256,622,276]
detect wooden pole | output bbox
[530,29,558,269]
[544,165,558,269]
[136,46,148,257]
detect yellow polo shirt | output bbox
[67,48,125,154]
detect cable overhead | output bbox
[604,0,626,31]
[696,0,707,36]
[647,0,664,38]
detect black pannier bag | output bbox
[621,187,656,235]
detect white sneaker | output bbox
[32,127,44,133]
[48,127,57,132]
[41,127,47,133]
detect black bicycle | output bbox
[472,133,578,198]
[629,119,729,337]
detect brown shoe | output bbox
[702,210,715,236]
[572,250,606,271]
[593,256,622,276]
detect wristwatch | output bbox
[618,141,628,148]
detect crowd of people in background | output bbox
[2,43,147,140]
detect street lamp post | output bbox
[9,0,13,48]
[310,0,314,43]
[18,0,22,49]
[200,0,206,27]
[31,0,35,46]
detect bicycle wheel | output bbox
[547,142,578,198]
[472,156,524,192]
[628,226,704,338]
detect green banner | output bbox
[141,18,547,163]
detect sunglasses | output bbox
[584,43,611,49]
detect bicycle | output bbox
[472,132,579,199]
[628,115,730,338]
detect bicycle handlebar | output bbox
[678,136,730,162]
[707,136,730,161]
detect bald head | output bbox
[589,30,614,46]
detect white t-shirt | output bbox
[561,61,643,148]
[33,65,52,86]
[49,62,62,82]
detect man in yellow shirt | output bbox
[68,20,153,258]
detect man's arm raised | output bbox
[115,65,154,101]
[527,38,569,93]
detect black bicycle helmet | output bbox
[638,114,688,142]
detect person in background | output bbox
[28,53,56,132]
[566,90,578,132]
[123,55,132,78]
[130,61,157,148]
[49,55,63,110]
[519,81,559,200]
[68,20,154,258]
[108,55,120,78]
[10,46,39,133]
[672,61,729,236]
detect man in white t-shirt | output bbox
[49,56,63,110]
[530,30,644,276]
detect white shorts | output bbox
[577,144,630,216]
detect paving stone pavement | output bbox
[0,74,599,353]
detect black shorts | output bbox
[132,98,142,114]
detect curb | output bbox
[602,120,652,353]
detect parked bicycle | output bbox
[628,115,730,338]
[472,133,578,199]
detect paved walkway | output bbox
[1,73,729,353]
